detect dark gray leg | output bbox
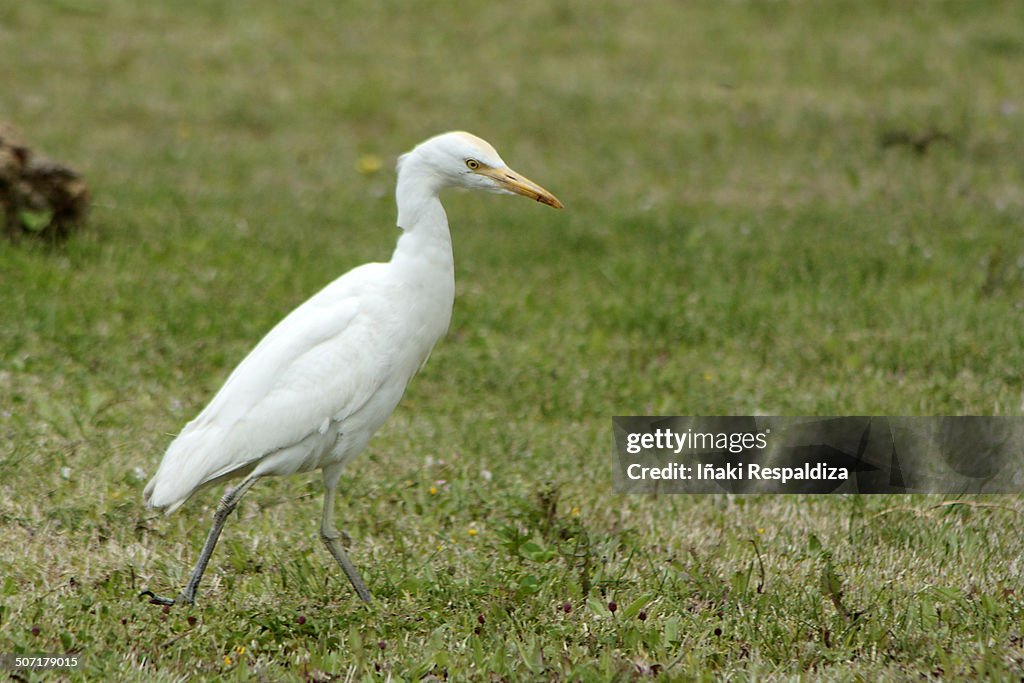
[142,474,261,606]
[319,475,372,602]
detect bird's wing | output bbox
[145,264,394,510]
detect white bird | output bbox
[141,132,562,605]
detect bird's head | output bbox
[398,131,563,209]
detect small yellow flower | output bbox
[224,656,232,666]
[468,527,478,537]
[757,528,765,535]
[436,543,444,552]
[357,154,382,175]
[570,506,580,517]
[235,645,245,655]
[429,485,438,495]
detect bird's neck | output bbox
[391,171,455,282]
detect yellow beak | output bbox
[479,166,564,209]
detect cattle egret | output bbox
[140,132,562,605]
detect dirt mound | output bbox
[1,123,90,242]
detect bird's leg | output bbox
[319,477,372,602]
[141,474,260,607]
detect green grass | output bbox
[2,0,1024,679]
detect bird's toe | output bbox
[139,590,177,606]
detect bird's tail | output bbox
[143,468,190,515]
[144,423,261,515]
[143,427,222,515]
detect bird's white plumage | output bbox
[144,131,561,517]
[145,256,451,512]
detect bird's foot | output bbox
[139,589,190,606]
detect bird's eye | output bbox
[465,159,480,170]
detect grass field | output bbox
[2,0,1024,679]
